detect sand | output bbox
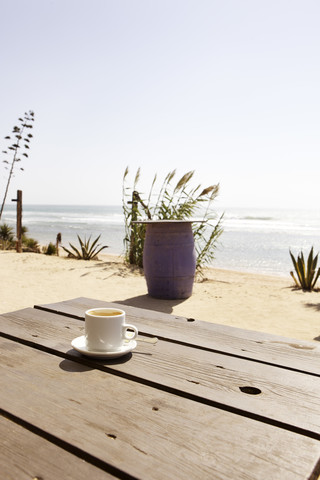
[1,250,319,343]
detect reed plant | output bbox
[122,167,223,270]
[290,247,320,291]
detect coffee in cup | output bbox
[85,308,138,352]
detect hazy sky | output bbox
[0,0,319,209]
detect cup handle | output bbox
[122,324,138,340]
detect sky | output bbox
[0,0,319,209]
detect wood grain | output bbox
[0,416,116,480]
[1,307,320,436]
[1,337,320,480]
[34,297,320,375]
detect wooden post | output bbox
[56,233,62,256]
[12,190,22,253]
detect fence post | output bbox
[12,190,22,253]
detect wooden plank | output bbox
[0,416,116,480]
[1,307,320,436]
[1,337,320,480]
[34,297,320,375]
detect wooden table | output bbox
[1,297,320,480]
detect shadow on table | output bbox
[112,294,187,315]
[59,351,134,372]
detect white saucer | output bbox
[71,336,137,359]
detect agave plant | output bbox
[62,235,108,260]
[290,247,320,291]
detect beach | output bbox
[2,204,320,277]
[1,250,319,343]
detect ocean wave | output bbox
[242,216,274,221]
[22,216,125,225]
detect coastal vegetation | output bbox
[22,236,40,252]
[62,234,108,260]
[42,242,57,255]
[290,247,320,291]
[0,223,40,252]
[21,226,40,252]
[122,167,223,271]
[0,111,35,220]
[43,234,62,256]
[0,223,15,250]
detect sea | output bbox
[1,204,320,278]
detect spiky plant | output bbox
[62,235,108,260]
[122,167,223,271]
[290,247,320,291]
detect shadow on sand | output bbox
[112,294,188,315]
[302,303,320,342]
[305,302,320,312]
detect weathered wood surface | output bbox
[0,416,115,480]
[1,337,320,480]
[34,297,320,375]
[1,307,320,437]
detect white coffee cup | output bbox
[85,308,138,352]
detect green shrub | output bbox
[0,223,15,250]
[122,167,223,271]
[62,235,108,260]
[43,242,57,255]
[22,236,40,253]
[19,226,40,252]
[290,247,320,291]
[0,223,40,252]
